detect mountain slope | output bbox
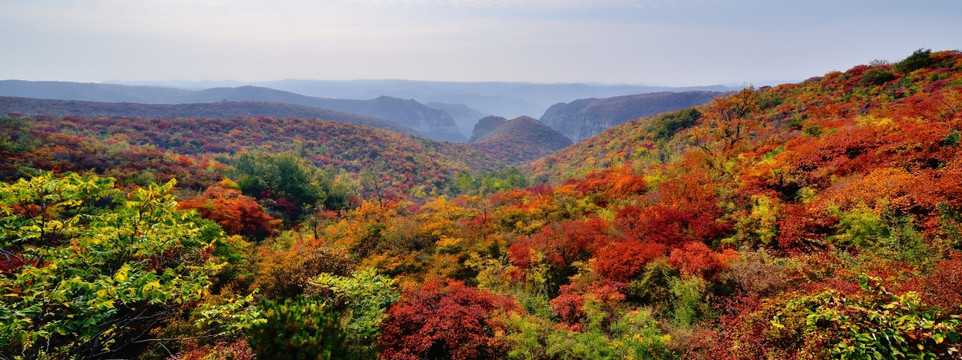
[529,50,962,182]
[6,50,962,360]
[14,115,499,197]
[333,96,465,142]
[539,91,723,142]
[350,49,962,358]
[471,116,573,163]
[0,96,418,135]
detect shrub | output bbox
[247,296,353,360]
[895,48,935,73]
[858,68,897,86]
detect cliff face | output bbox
[425,102,486,139]
[351,96,465,142]
[539,91,723,142]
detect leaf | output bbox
[142,281,161,292]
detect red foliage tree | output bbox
[571,165,647,206]
[549,285,585,326]
[549,282,625,327]
[508,217,611,271]
[615,173,731,247]
[668,242,738,279]
[179,184,276,239]
[776,202,837,252]
[594,240,667,282]
[379,279,521,360]
[172,338,254,360]
[920,252,962,313]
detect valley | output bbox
[2,49,962,359]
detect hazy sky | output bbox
[2,0,960,86]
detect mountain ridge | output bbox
[114,78,734,118]
[0,96,419,135]
[0,81,464,142]
[539,91,724,142]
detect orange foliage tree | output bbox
[179,182,276,240]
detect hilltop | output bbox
[471,116,573,163]
[468,115,509,143]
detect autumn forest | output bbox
[3,49,962,359]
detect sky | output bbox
[2,0,961,86]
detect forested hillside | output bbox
[0,96,418,135]
[5,115,498,198]
[470,116,574,163]
[2,49,962,359]
[0,82,465,142]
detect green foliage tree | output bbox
[859,69,897,86]
[773,276,962,359]
[246,296,353,360]
[0,116,37,153]
[0,173,229,359]
[505,306,675,360]
[310,267,400,357]
[895,48,935,73]
[232,152,351,222]
[647,108,702,141]
[450,167,529,196]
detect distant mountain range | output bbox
[1,79,734,143]
[112,79,733,119]
[425,102,486,137]
[0,96,418,135]
[0,80,463,142]
[539,91,725,142]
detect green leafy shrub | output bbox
[859,69,897,86]
[310,267,400,357]
[647,108,702,141]
[247,296,353,360]
[895,48,935,73]
[775,276,962,359]
[0,173,230,359]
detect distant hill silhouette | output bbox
[539,91,724,142]
[247,79,732,118]
[183,86,464,141]
[0,96,418,135]
[0,80,192,103]
[425,102,486,138]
